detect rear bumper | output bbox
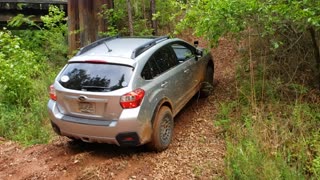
[47,100,152,146]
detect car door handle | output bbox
[184,69,190,73]
[161,81,168,88]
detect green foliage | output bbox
[176,0,252,42]
[0,30,44,105]
[8,14,41,29]
[214,102,235,132]
[0,5,67,145]
[0,30,53,145]
[41,6,66,29]
[226,137,304,179]
[154,0,186,34]
[99,0,185,36]
[99,7,124,36]
[8,5,68,66]
[0,102,51,146]
[215,59,320,178]
[177,0,320,43]
[186,2,320,177]
[41,6,68,64]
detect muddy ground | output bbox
[0,38,238,180]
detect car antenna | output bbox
[103,41,112,52]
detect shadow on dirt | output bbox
[60,89,217,158]
[63,139,150,157]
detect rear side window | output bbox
[141,56,161,80]
[141,46,178,80]
[153,46,178,72]
[58,63,133,92]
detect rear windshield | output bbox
[58,63,133,92]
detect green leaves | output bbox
[0,5,67,105]
[0,30,42,105]
[8,14,41,29]
[177,0,320,43]
[41,5,66,29]
[0,5,66,145]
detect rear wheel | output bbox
[148,106,174,152]
[200,66,214,98]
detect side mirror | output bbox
[194,48,203,61]
[196,48,203,57]
[194,40,199,47]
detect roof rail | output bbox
[77,35,119,55]
[131,36,169,59]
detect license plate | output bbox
[78,102,95,114]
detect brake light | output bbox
[84,60,107,63]
[49,84,57,101]
[120,88,145,109]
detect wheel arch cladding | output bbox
[151,98,173,125]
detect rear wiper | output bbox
[81,86,111,92]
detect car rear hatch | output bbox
[55,61,134,120]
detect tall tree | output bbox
[107,0,114,9]
[94,0,108,37]
[150,0,157,35]
[126,0,133,36]
[68,0,79,54]
[78,0,96,46]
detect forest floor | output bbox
[0,37,238,180]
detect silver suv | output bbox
[48,36,214,151]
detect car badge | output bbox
[78,95,87,102]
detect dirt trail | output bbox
[0,38,238,180]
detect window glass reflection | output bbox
[58,63,133,92]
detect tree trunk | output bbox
[107,0,114,9]
[150,0,157,35]
[309,27,320,89]
[142,0,146,19]
[94,0,108,38]
[67,0,109,53]
[87,1,96,43]
[105,0,114,33]
[126,0,133,36]
[68,0,79,54]
[78,0,89,46]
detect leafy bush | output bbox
[8,5,68,66]
[0,30,45,105]
[177,1,320,178]
[177,0,320,43]
[214,60,320,178]
[0,5,67,145]
[99,0,185,36]
[41,5,68,65]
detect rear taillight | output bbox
[84,60,107,63]
[49,84,57,101]
[120,88,145,109]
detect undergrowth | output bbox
[0,6,67,146]
[215,32,320,179]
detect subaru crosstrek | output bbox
[48,36,214,151]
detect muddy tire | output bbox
[148,106,174,152]
[200,66,214,98]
